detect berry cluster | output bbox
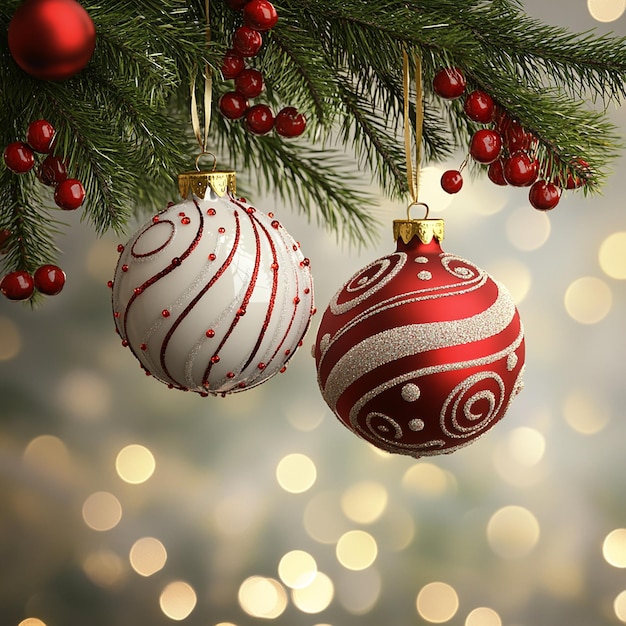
[0,265,66,301]
[433,67,589,212]
[3,119,86,211]
[218,0,306,138]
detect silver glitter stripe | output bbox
[322,281,517,409]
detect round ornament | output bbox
[111,167,314,396]
[1,270,34,301]
[3,141,35,173]
[314,217,525,457]
[34,264,66,295]
[26,119,56,153]
[8,0,96,81]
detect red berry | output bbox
[275,107,306,137]
[221,49,246,79]
[3,141,35,173]
[1,270,34,300]
[469,129,502,164]
[26,119,56,153]
[233,26,263,57]
[245,104,275,135]
[34,264,66,295]
[433,67,466,99]
[243,0,279,31]
[559,158,590,189]
[228,0,249,9]
[38,155,68,186]
[529,180,561,211]
[219,92,249,119]
[235,68,264,98]
[464,90,495,123]
[440,170,463,194]
[503,151,538,187]
[54,178,85,210]
[505,120,532,152]
[487,159,508,186]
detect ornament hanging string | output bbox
[191,0,212,155]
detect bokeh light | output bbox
[336,530,378,570]
[23,434,72,480]
[562,388,610,434]
[82,491,123,531]
[129,537,168,576]
[56,369,112,421]
[276,453,317,493]
[115,444,156,484]
[402,462,456,497]
[83,549,126,587]
[599,231,626,279]
[465,607,502,626]
[416,582,459,623]
[587,0,626,22]
[603,529,626,568]
[303,491,350,544]
[341,481,388,524]
[238,576,288,619]
[278,550,318,589]
[159,581,197,621]
[487,505,540,559]
[291,571,334,613]
[0,316,20,361]
[564,276,612,324]
[615,590,626,623]
[507,427,546,467]
[336,567,382,614]
[505,206,551,251]
[18,619,47,626]
[485,258,532,304]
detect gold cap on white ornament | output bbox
[393,202,445,244]
[178,152,236,199]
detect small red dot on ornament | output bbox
[304,287,310,294]
[134,287,142,295]
[294,296,300,304]
[206,329,215,338]
[219,227,226,234]
[271,220,280,229]
[113,311,120,318]
[208,253,216,261]
[200,391,209,397]
[162,309,170,318]
[300,258,310,266]
[298,340,303,347]
[121,264,129,272]
[271,262,279,270]
[122,339,129,347]
[237,307,246,316]
[181,216,191,225]
[167,201,175,208]
[285,349,291,355]
[107,280,113,288]
[227,372,235,379]
[258,362,266,370]
[280,366,287,373]
[292,245,298,251]
[152,215,160,223]
[238,382,246,388]
[208,208,216,216]
[172,257,181,266]
[268,212,274,218]
[312,307,317,315]
[117,244,124,253]
[246,207,255,214]
[211,355,221,363]
[140,343,147,351]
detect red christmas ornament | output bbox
[232,26,263,57]
[315,217,525,458]
[219,92,249,119]
[54,178,85,210]
[221,49,246,79]
[243,0,279,31]
[34,264,66,295]
[8,0,96,81]
[503,151,538,187]
[469,129,502,164]
[464,90,495,123]
[487,159,507,186]
[275,107,306,138]
[440,169,463,194]
[3,141,35,173]
[235,68,264,98]
[26,119,56,153]
[529,180,561,211]
[433,67,466,99]
[38,154,68,185]
[1,270,35,301]
[245,104,275,135]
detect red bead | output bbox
[3,142,35,173]
[463,91,495,124]
[121,264,129,272]
[529,180,561,211]
[505,120,532,152]
[26,119,56,153]
[243,0,278,31]
[219,92,249,120]
[440,170,463,194]
[38,155,68,185]
[117,244,124,252]
[162,309,170,318]
[54,178,85,210]
[503,151,538,187]
[469,129,502,164]
[33,264,66,295]
[206,329,215,338]
[232,26,263,57]
[235,68,264,98]
[0,270,34,300]
[433,67,466,99]
[271,220,280,229]
[221,49,245,79]
[487,159,508,186]
[245,104,274,135]
[275,107,306,138]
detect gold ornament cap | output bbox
[178,152,236,200]
[393,202,444,244]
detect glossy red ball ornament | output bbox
[529,180,561,211]
[433,67,466,99]
[464,90,495,123]
[233,26,263,57]
[3,141,35,173]
[245,104,275,135]
[503,151,538,187]
[1,270,35,301]
[315,218,525,458]
[54,178,85,210]
[235,68,264,98]
[243,0,279,31]
[37,154,68,186]
[275,107,306,138]
[440,170,463,194]
[34,264,66,295]
[219,92,249,120]
[487,159,508,186]
[8,0,96,81]
[221,49,246,79]
[469,129,502,164]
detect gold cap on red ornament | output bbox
[392,217,445,245]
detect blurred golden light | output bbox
[402,462,455,497]
[336,567,382,615]
[0,316,21,360]
[238,576,288,618]
[215,623,238,626]
[564,276,612,324]
[465,607,502,626]
[336,530,378,571]
[506,206,551,251]
[615,590,626,623]
[291,572,334,614]
[563,388,610,435]
[485,258,532,304]
[115,444,156,484]
[56,369,112,421]
[23,434,71,479]
[287,404,325,431]
[599,231,626,279]
[303,491,350,544]
[278,550,318,589]
[508,427,545,467]
[539,561,584,599]
[276,453,317,493]
[416,582,459,623]
[341,481,388,524]
[487,505,540,559]
[378,504,416,551]
[130,537,168,576]
[603,529,626,568]
[83,549,126,587]
[18,619,47,626]
[588,0,626,22]
[159,581,197,621]
[82,491,123,531]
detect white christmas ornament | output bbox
[111,168,314,396]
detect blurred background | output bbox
[2,1,626,625]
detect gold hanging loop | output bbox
[406,201,430,221]
[195,151,218,172]
[402,47,423,205]
[191,0,213,153]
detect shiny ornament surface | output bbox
[315,219,525,457]
[111,179,314,396]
